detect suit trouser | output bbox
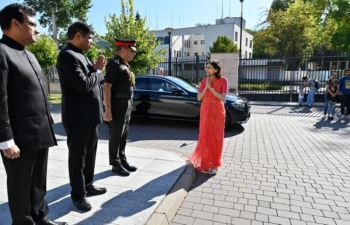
[109,98,132,166]
[64,124,99,201]
[1,148,49,225]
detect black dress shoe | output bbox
[72,198,92,212]
[86,185,107,196]
[36,216,68,225]
[122,161,137,172]
[112,164,130,176]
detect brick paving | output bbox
[159,105,350,225]
[51,104,350,224]
[114,105,350,225]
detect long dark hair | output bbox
[206,59,222,79]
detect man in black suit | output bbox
[0,3,67,225]
[56,21,107,212]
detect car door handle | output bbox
[150,93,158,97]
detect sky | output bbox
[0,0,274,35]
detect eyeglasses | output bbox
[23,21,37,28]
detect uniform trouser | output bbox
[64,125,99,201]
[1,148,49,225]
[340,94,350,115]
[109,98,133,166]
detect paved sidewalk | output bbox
[171,103,350,225]
[0,141,192,225]
[1,102,350,225]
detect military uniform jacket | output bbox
[56,43,104,127]
[0,35,57,151]
[105,55,134,100]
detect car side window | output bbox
[135,78,147,90]
[151,79,166,91]
[163,81,178,91]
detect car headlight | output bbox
[232,102,245,110]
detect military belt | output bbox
[115,93,133,99]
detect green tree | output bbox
[23,0,92,45]
[209,36,239,53]
[26,35,59,93]
[270,0,295,11]
[103,0,166,75]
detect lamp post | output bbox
[239,0,244,60]
[165,27,174,76]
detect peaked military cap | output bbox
[115,38,137,51]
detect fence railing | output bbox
[148,55,208,85]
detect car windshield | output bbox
[166,76,199,92]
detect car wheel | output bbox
[225,109,231,129]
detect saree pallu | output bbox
[189,81,225,171]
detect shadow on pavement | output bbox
[0,167,184,224]
[313,117,350,131]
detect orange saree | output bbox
[189,77,227,171]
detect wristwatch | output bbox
[96,69,102,74]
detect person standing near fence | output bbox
[339,68,350,119]
[158,67,164,76]
[322,72,338,119]
[297,85,304,106]
[326,85,338,120]
[302,76,317,107]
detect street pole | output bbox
[238,0,244,95]
[239,0,244,60]
[165,27,174,76]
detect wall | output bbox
[211,53,239,93]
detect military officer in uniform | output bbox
[103,38,137,176]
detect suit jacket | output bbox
[56,43,104,127]
[0,35,57,151]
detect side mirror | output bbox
[171,87,184,95]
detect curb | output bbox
[146,160,197,225]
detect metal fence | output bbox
[149,55,208,84]
[238,54,350,102]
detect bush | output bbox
[238,82,283,90]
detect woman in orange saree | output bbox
[189,59,228,174]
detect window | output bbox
[194,52,198,56]
[245,51,247,58]
[201,40,205,44]
[187,52,190,56]
[150,78,176,92]
[245,38,248,46]
[156,36,169,45]
[249,40,253,48]
[194,40,198,45]
[202,52,205,56]
[235,32,238,41]
[135,78,147,90]
[249,52,252,58]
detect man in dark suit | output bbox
[56,21,107,212]
[0,3,67,225]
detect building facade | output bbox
[151,17,253,59]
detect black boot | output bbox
[122,161,137,172]
[112,162,130,176]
